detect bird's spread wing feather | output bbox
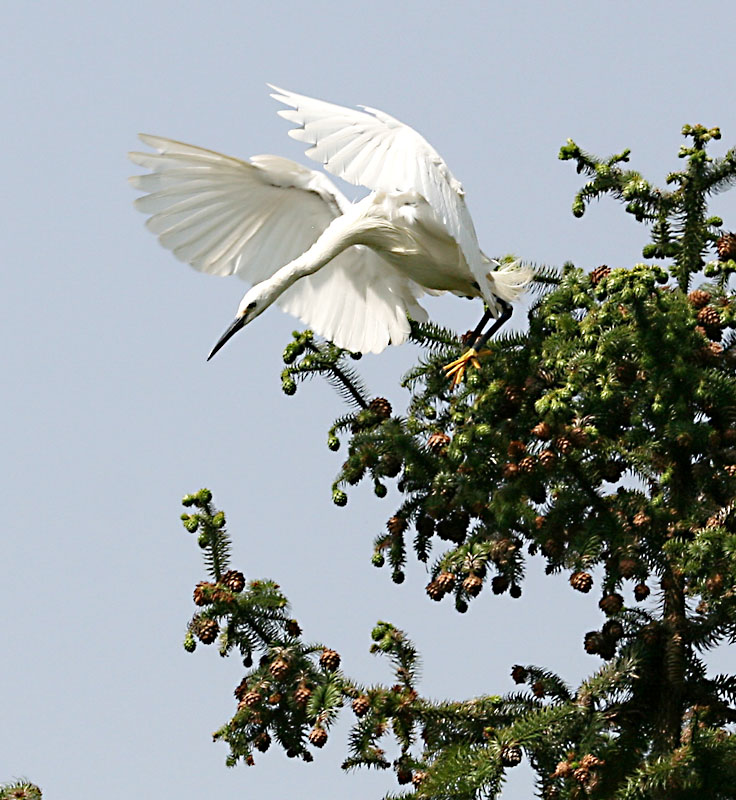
[129,135,427,353]
[279,246,428,354]
[269,85,488,289]
[129,135,347,283]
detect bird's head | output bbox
[207,285,273,361]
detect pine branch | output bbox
[176,122,736,797]
[280,330,371,409]
[0,782,42,800]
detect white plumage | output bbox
[129,86,531,357]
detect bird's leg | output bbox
[470,298,513,351]
[443,300,513,388]
[464,309,493,348]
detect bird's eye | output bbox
[246,301,257,312]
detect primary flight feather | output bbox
[129,86,531,360]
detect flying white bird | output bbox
[129,86,532,384]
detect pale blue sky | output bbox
[3,2,735,798]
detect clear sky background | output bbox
[3,2,735,798]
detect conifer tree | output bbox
[177,124,736,799]
[0,782,43,800]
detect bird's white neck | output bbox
[258,212,361,305]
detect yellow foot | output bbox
[442,348,492,389]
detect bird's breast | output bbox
[354,192,479,295]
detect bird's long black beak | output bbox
[207,316,247,361]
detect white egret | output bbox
[129,86,532,384]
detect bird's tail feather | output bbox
[487,260,534,304]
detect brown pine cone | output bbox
[569,427,589,447]
[706,573,725,594]
[632,512,650,528]
[491,538,516,562]
[369,397,392,419]
[535,451,554,472]
[426,581,444,601]
[511,664,528,684]
[387,516,408,535]
[598,639,617,660]
[210,586,233,605]
[436,513,469,543]
[697,305,722,330]
[397,769,413,785]
[412,771,428,787]
[221,570,246,593]
[293,684,312,706]
[598,593,624,615]
[509,584,522,599]
[269,658,290,680]
[503,462,520,479]
[381,454,402,477]
[590,265,611,285]
[320,648,341,671]
[240,690,262,708]
[716,231,736,261]
[532,421,552,439]
[556,436,573,454]
[552,760,573,778]
[286,619,302,637]
[570,571,593,593]
[491,575,510,594]
[196,618,219,644]
[352,695,371,717]
[573,766,590,784]
[531,680,546,698]
[618,557,638,579]
[462,574,483,597]
[309,726,328,748]
[436,572,456,592]
[193,581,215,606]
[541,538,563,560]
[634,583,650,602]
[580,753,605,769]
[268,693,282,705]
[602,620,624,641]
[519,455,536,473]
[427,431,451,454]
[234,677,249,701]
[255,732,271,752]
[507,440,527,457]
[500,745,523,767]
[688,289,712,308]
[584,631,603,654]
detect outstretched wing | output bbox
[129,134,348,283]
[269,85,486,285]
[129,135,428,353]
[279,246,428,354]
